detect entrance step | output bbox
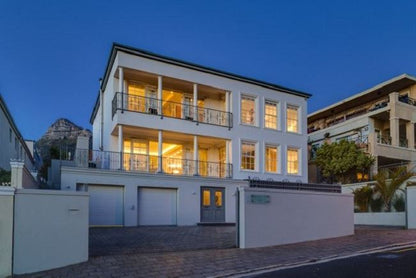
[197,222,235,226]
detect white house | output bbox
[60,43,311,226]
[0,94,37,186]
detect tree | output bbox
[315,140,374,184]
[0,168,11,184]
[374,167,413,211]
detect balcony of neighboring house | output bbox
[111,68,232,129]
[73,128,232,179]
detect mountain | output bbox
[35,118,92,176]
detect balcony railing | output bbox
[398,95,416,106]
[377,135,392,145]
[72,149,232,179]
[112,92,233,128]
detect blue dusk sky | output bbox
[1,0,416,140]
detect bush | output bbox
[0,168,11,184]
[370,197,384,212]
[353,185,373,212]
[393,196,406,212]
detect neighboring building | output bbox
[0,94,36,174]
[308,74,416,183]
[60,43,310,226]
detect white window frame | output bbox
[240,94,258,127]
[264,144,280,174]
[264,99,279,130]
[286,104,300,134]
[286,146,301,176]
[240,140,258,171]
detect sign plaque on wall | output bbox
[250,194,270,204]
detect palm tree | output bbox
[373,167,413,211]
[353,185,373,212]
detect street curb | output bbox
[210,240,416,278]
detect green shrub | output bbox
[0,168,11,184]
[353,185,373,212]
[393,196,406,212]
[370,197,384,212]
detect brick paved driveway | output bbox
[90,226,236,257]
[17,226,416,278]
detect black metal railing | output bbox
[399,95,416,106]
[248,178,341,193]
[71,149,232,179]
[112,92,233,128]
[377,135,392,145]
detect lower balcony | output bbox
[72,149,232,179]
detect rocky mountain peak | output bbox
[43,118,91,140]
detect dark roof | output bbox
[90,43,311,123]
[0,94,35,164]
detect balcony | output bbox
[72,149,232,179]
[112,92,233,128]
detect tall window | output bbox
[241,141,256,170]
[287,105,299,133]
[287,148,299,175]
[265,100,278,129]
[241,95,256,126]
[9,128,12,143]
[265,145,279,173]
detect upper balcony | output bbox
[112,92,232,128]
[111,68,233,129]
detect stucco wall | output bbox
[61,166,246,226]
[354,212,405,226]
[0,187,14,278]
[238,187,354,248]
[407,186,416,229]
[13,189,89,275]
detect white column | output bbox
[10,160,24,189]
[158,76,163,116]
[157,130,163,173]
[118,67,124,93]
[118,125,123,170]
[193,84,198,121]
[225,141,230,178]
[225,91,231,128]
[193,135,199,176]
[407,122,415,149]
[390,117,400,147]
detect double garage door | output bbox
[88,185,177,226]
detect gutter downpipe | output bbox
[99,78,104,151]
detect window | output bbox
[241,95,256,125]
[287,148,300,175]
[287,105,299,133]
[264,100,278,129]
[241,141,256,170]
[265,145,279,173]
[9,128,12,143]
[203,190,210,206]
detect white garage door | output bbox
[89,185,124,226]
[138,188,177,225]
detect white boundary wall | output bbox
[407,186,416,229]
[354,212,406,226]
[238,187,354,249]
[0,188,89,276]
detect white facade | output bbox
[0,94,36,174]
[62,43,310,226]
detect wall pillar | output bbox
[0,187,15,278]
[118,125,123,170]
[157,130,163,173]
[158,76,163,117]
[193,84,198,121]
[193,135,199,176]
[10,160,24,189]
[407,122,415,149]
[118,67,124,93]
[390,117,400,147]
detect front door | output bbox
[200,187,225,222]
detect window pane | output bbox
[287,106,298,133]
[287,148,299,174]
[215,191,222,207]
[241,96,256,125]
[265,101,277,129]
[265,145,278,173]
[203,190,211,206]
[241,142,256,170]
